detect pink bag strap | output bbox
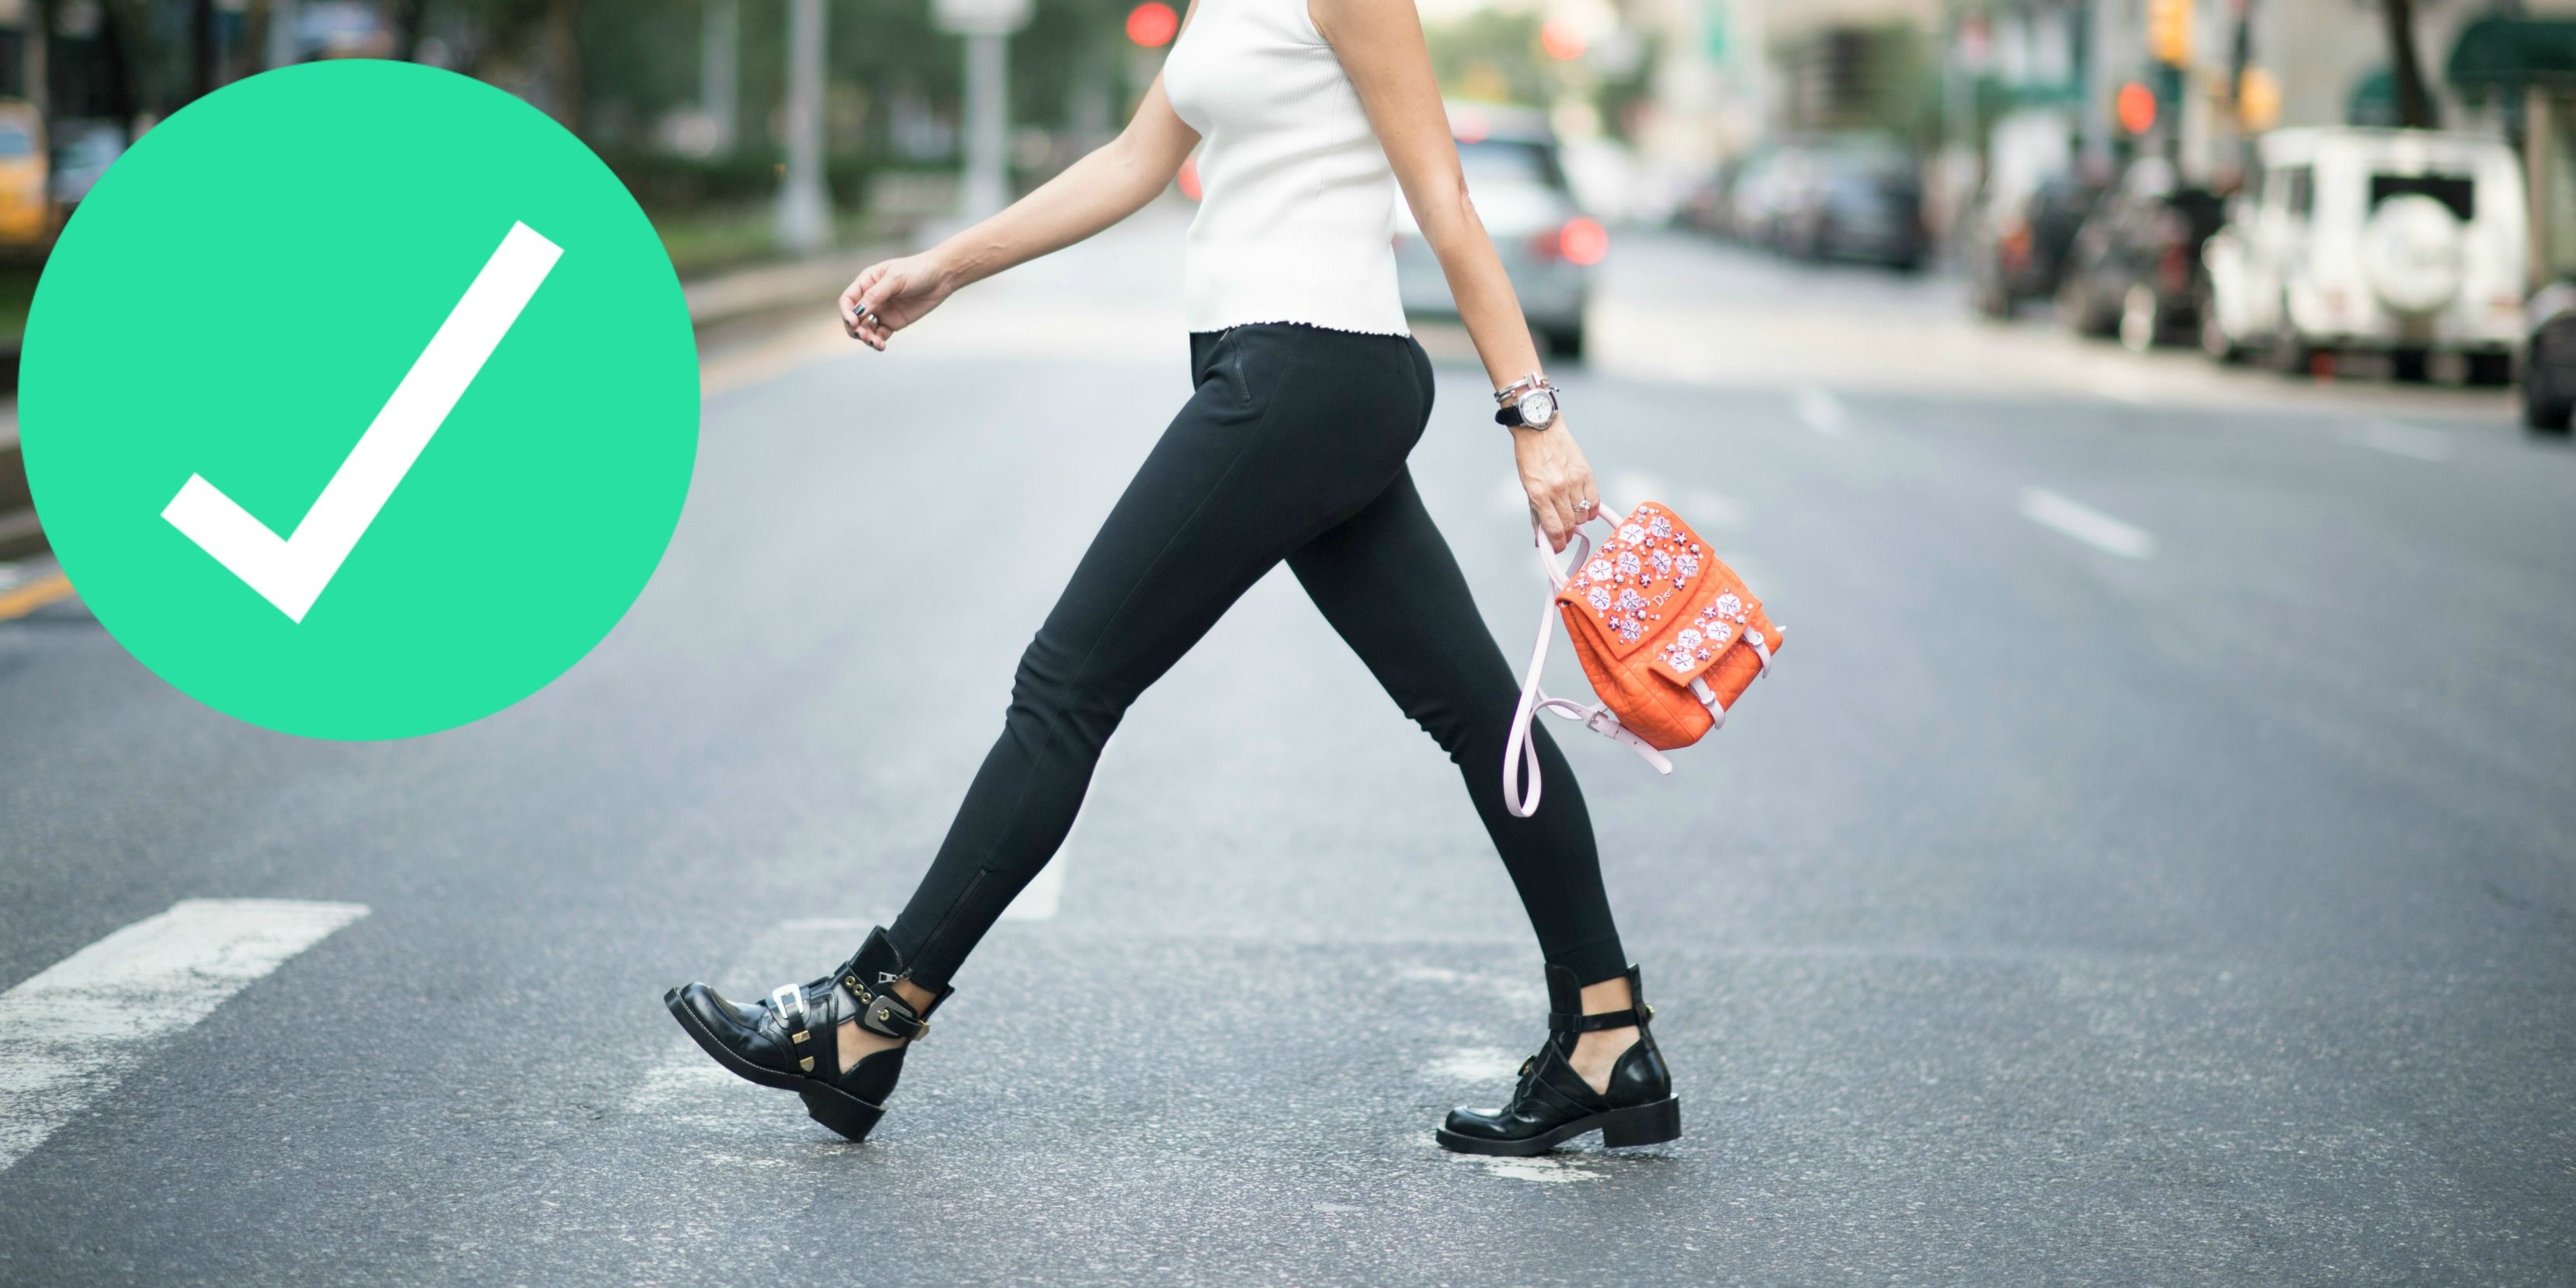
[1503,506,1673,819]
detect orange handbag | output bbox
[1504,502,1783,817]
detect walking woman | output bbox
[665,0,1678,1158]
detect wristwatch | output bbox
[1493,373,1561,430]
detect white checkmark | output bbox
[162,221,563,623]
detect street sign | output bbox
[935,0,1029,36]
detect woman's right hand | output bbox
[839,253,959,351]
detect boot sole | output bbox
[1435,1096,1681,1157]
[662,987,887,1144]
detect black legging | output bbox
[887,323,1626,988]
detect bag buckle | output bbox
[1581,707,1623,737]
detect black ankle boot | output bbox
[1436,963,1679,1156]
[663,927,951,1143]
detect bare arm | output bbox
[1312,0,1598,549]
[839,73,1201,347]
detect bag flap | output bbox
[1554,502,1724,661]
[1647,563,1774,689]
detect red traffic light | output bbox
[2116,81,2157,134]
[1127,2,1179,47]
[1539,19,1585,60]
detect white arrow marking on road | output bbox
[2341,418,2456,462]
[1793,387,1850,436]
[0,899,368,1172]
[2019,487,2156,561]
[162,222,563,622]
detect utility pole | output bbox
[776,0,830,255]
[2080,0,2112,167]
[702,0,738,155]
[266,0,300,68]
[935,0,1032,223]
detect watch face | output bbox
[1520,389,1558,426]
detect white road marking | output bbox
[2019,487,2156,561]
[1608,471,1668,515]
[0,898,368,1172]
[1423,1047,1524,1085]
[1679,486,1748,531]
[163,221,563,622]
[1471,1154,1605,1183]
[1793,386,1850,436]
[1002,810,1077,922]
[1000,859,1065,922]
[2342,418,2456,462]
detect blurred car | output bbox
[1773,137,1925,271]
[0,100,50,248]
[48,120,127,211]
[2201,127,2525,381]
[2054,161,2227,350]
[1395,104,1601,359]
[2520,280,2576,432]
[1967,173,2106,318]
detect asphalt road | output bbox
[3,210,2571,1286]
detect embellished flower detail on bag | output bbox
[1676,627,1703,650]
[1560,502,1735,648]
[1712,592,1745,622]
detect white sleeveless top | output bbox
[1159,0,1410,335]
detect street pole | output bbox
[703,0,739,155]
[961,31,1009,220]
[2080,0,2110,167]
[776,0,830,255]
[934,0,1030,225]
[266,0,299,68]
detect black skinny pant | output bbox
[887,324,1625,988]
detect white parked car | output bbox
[2201,127,2526,382]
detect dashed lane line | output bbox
[1793,387,1851,436]
[2340,418,2456,462]
[2019,487,2157,561]
[0,899,369,1172]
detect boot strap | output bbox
[842,972,930,1041]
[1547,1003,1653,1033]
[769,985,821,1074]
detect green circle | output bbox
[21,61,698,740]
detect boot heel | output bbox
[1599,1097,1681,1148]
[800,1085,887,1143]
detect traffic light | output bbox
[2116,80,2158,134]
[2148,0,2191,65]
[1127,1,1178,47]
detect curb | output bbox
[683,248,889,331]
[0,404,36,561]
[0,252,890,561]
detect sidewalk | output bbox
[0,246,899,568]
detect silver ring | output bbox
[1573,498,1595,512]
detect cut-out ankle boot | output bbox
[663,926,951,1143]
[1436,963,1679,1157]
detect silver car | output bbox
[1394,106,1600,359]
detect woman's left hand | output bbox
[1514,419,1599,552]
